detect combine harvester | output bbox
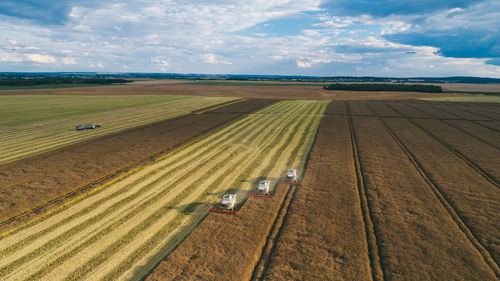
[209,193,238,215]
[75,124,101,131]
[248,180,273,198]
[279,169,301,185]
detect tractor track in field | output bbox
[385,103,500,189]
[250,183,297,281]
[424,103,500,134]
[445,103,499,122]
[346,103,385,281]
[367,103,500,278]
[404,103,500,151]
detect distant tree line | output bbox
[323,83,443,93]
[0,77,131,86]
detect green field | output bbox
[0,95,234,163]
[0,100,327,281]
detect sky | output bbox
[0,0,499,77]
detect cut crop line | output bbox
[1,101,317,281]
[0,102,282,254]
[97,104,320,281]
[65,104,314,281]
[2,101,298,279]
[385,103,500,188]
[0,101,276,233]
[368,105,500,278]
[405,103,500,151]
[346,103,385,281]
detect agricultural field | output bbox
[147,99,499,281]
[1,81,499,281]
[0,100,327,281]
[0,99,272,232]
[0,95,234,163]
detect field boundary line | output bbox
[385,103,500,188]
[405,103,500,151]
[368,104,500,277]
[424,102,500,134]
[346,103,385,281]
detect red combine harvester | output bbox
[248,180,273,198]
[209,193,238,215]
[279,169,301,185]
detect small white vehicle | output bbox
[287,169,297,180]
[258,180,271,194]
[221,193,237,210]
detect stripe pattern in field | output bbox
[0,100,327,281]
[0,95,233,164]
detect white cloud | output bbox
[61,57,77,64]
[203,53,232,65]
[0,0,498,76]
[25,53,56,63]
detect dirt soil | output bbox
[0,81,456,100]
[146,183,291,281]
[0,99,275,233]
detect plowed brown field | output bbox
[0,99,274,233]
[145,100,499,281]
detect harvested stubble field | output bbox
[0,95,235,164]
[149,99,499,281]
[0,100,327,281]
[0,99,272,233]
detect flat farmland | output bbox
[0,95,235,164]
[0,100,327,281]
[145,99,499,281]
[1,84,499,281]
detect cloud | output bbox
[203,53,232,65]
[320,0,482,17]
[0,0,498,77]
[383,1,500,61]
[25,53,56,63]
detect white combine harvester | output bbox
[220,193,237,210]
[258,180,271,194]
[286,169,297,181]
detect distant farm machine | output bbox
[75,124,101,131]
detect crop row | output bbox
[0,100,327,281]
[0,96,233,164]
